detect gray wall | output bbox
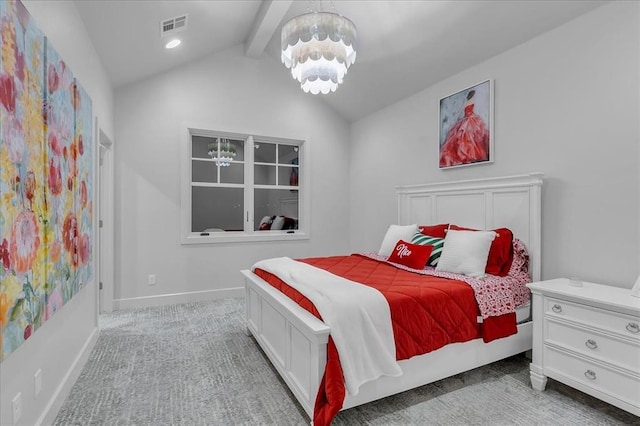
[349,2,639,288]
[114,44,351,303]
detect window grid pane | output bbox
[254,142,276,164]
[254,164,276,185]
[254,142,300,188]
[254,188,299,231]
[187,129,304,241]
[191,186,244,232]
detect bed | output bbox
[241,173,543,424]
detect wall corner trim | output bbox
[35,327,100,426]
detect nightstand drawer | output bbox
[545,319,640,371]
[545,298,640,341]
[544,346,640,408]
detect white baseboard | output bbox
[113,287,244,310]
[36,327,100,426]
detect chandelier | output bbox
[208,138,236,167]
[281,7,357,95]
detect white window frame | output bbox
[180,122,310,244]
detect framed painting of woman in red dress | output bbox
[439,80,493,169]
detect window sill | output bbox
[181,231,309,245]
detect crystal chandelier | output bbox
[208,138,236,167]
[281,6,357,95]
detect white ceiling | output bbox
[75,0,608,122]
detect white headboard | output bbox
[397,173,543,281]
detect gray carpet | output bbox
[54,298,639,425]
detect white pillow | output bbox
[378,224,419,257]
[435,229,496,278]
[259,216,272,226]
[271,216,285,230]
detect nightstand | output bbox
[527,278,640,417]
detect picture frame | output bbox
[438,79,494,169]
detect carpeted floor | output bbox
[54,298,639,425]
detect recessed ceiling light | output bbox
[165,39,181,49]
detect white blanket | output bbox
[252,257,402,396]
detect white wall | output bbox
[113,45,350,306]
[23,1,114,140]
[0,2,114,425]
[349,2,639,288]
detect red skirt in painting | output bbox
[439,104,489,167]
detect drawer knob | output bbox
[551,304,562,313]
[585,339,598,350]
[584,369,597,380]
[626,322,639,334]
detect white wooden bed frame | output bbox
[242,173,543,419]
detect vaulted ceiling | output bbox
[75,0,607,122]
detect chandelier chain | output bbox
[329,0,337,14]
[306,0,339,14]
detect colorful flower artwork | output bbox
[73,83,93,294]
[44,39,79,321]
[0,0,93,361]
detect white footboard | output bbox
[243,268,533,419]
[242,269,329,417]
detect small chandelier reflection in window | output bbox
[208,138,236,167]
[281,3,357,95]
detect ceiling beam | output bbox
[245,0,293,58]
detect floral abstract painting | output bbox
[73,81,93,294]
[44,41,77,321]
[0,0,47,360]
[0,0,93,361]
[439,80,493,169]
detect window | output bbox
[181,124,309,244]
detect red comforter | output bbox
[254,254,517,425]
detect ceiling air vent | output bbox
[160,15,187,36]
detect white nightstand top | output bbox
[527,278,640,317]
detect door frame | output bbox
[98,128,114,313]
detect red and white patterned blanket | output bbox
[361,238,531,319]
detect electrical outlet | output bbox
[148,274,156,285]
[12,392,21,425]
[34,369,42,398]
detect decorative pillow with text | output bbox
[388,240,433,270]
